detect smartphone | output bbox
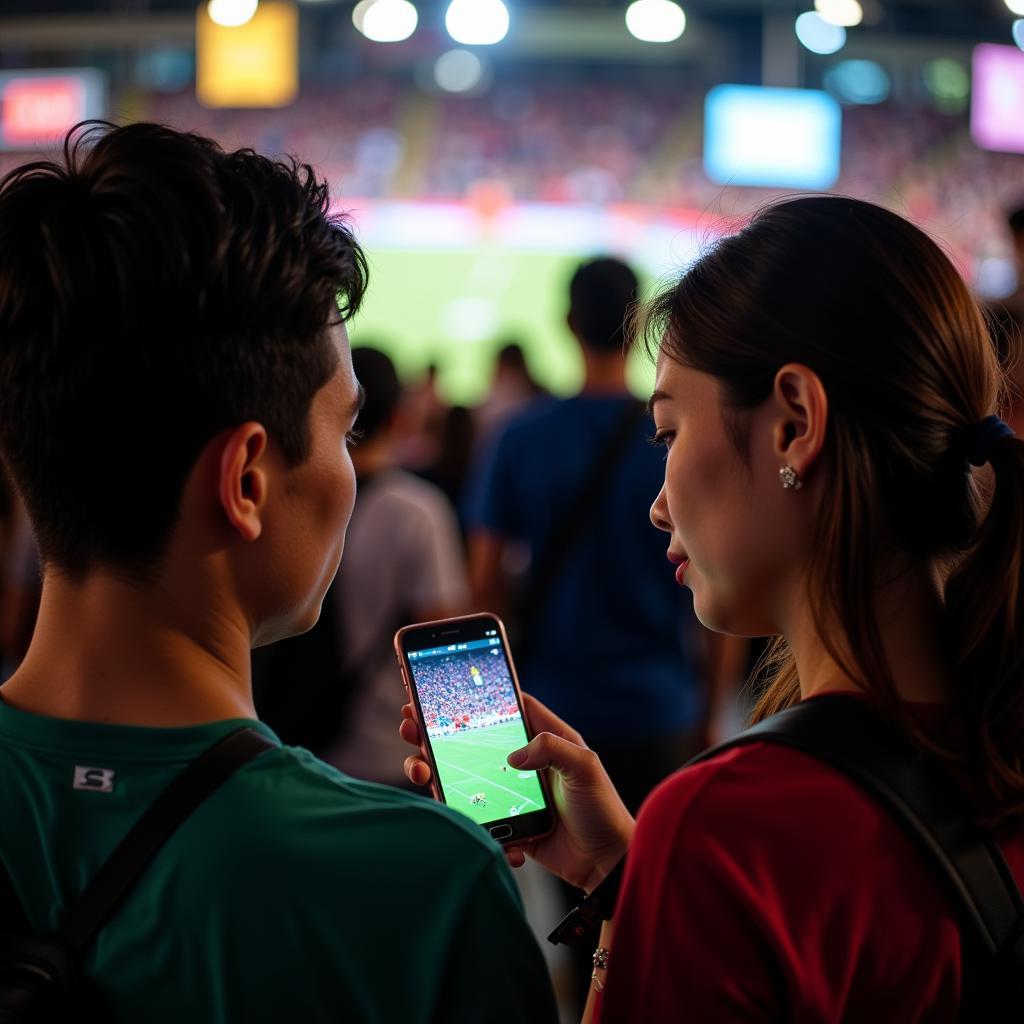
[394,613,555,845]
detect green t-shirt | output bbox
[0,698,558,1023]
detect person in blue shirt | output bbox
[464,257,732,814]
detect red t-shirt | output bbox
[595,714,1024,1022]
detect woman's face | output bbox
[648,351,808,637]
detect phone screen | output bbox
[404,624,549,829]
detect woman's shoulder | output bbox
[636,740,910,864]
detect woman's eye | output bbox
[648,430,675,453]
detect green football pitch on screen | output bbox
[349,247,655,407]
[431,721,546,827]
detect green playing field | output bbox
[431,721,546,827]
[349,247,656,406]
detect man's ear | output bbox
[771,363,828,477]
[218,423,270,543]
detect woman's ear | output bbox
[218,423,269,542]
[771,363,828,478]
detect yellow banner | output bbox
[196,2,298,109]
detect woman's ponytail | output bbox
[944,432,1024,821]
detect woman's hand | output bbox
[400,693,635,891]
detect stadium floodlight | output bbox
[434,49,484,93]
[352,0,372,32]
[814,0,862,27]
[795,11,846,54]
[1015,19,1024,52]
[358,0,418,42]
[1006,0,1024,16]
[445,0,509,45]
[206,0,258,28]
[625,0,686,43]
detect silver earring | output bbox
[779,466,802,490]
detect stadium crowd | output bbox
[410,654,520,736]
[1,83,1003,279]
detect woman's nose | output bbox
[650,484,672,533]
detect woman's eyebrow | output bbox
[647,389,672,416]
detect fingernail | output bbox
[507,747,527,767]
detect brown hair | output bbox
[643,196,1024,821]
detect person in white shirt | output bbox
[326,347,469,786]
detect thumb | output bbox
[508,731,602,785]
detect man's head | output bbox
[350,347,402,446]
[0,121,368,637]
[567,257,639,354]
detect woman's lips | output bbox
[667,550,690,585]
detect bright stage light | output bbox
[358,0,418,42]
[815,0,862,27]
[795,11,846,55]
[207,0,258,28]
[625,0,686,43]
[1006,0,1024,16]
[1014,19,1024,52]
[445,0,509,45]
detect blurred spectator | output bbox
[464,257,721,812]
[475,341,547,447]
[420,404,478,515]
[324,348,470,786]
[396,362,449,472]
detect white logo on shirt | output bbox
[73,766,116,793]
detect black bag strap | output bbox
[689,694,1024,1011]
[519,399,647,637]
[0,727,275,952]
[0,854,29,935]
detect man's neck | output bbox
[580,349,629,396]
[0,569,256,728]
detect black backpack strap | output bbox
[57,727,275,952]
[689,694,1024,1012]
[519,399,647,643]
[0,856,29,935]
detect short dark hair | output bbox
[0,121,367,578]
[351,347,401,442]
[568,257,639,353]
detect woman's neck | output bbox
[789,558,953,704]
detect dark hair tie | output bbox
[964,415,1016,467]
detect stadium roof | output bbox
[0,0,1016,43]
